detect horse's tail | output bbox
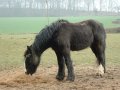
[88,20,106,49]
[88,20,106,72]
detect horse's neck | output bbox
[32,32,51,57]
[38,47,48,56]
[32,43,49,57]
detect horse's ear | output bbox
[27,46,31,51]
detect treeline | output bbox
[0,0,120,17]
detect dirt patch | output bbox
[0,66,120,90]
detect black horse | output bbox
[24,19,106,81]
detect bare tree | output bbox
[92,0,95,11]
[113,0,120,13]
[84,0,92,11]
[99,0,103,11]
[7,0,14,8]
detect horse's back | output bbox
[53,22,94,51]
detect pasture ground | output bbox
[0,66,120,90]
[0,33,120,90]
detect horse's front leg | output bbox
[55,51,65,81]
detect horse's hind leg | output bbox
[62,47,75,81]
[91,41,106,76]
[54,50,65,80]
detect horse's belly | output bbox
[70,36,93,51]
[70,43,90,51]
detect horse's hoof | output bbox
[97,64,104,77]
[56,75,65,81]
[66,76,75,81]
[96,73,104,77]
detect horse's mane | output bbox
[32,19,69,54]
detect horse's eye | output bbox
[26,54,31,58]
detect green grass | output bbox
[0,16,120,34]
[0,34,120,71]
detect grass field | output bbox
[0,33,120,71]
[0,16,120,34]
[0,16,120,70]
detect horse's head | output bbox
[24,46,40,75]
